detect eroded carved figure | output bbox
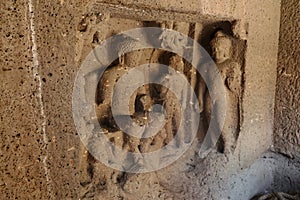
[202,31,242,154]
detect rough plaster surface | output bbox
[0,0,289,199]
[1,0,90,199]
[0,1,49,198]
[227,152,300,200]
[274,0,300,160]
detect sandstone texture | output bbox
[1,0,299,200]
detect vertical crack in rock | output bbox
[28,0,52,196]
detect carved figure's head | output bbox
[210,31,233,64]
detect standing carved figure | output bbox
[203,31,241,154]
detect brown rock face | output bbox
[2,0,299,200]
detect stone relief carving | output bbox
[200,30,242,154]
[76,15,245,198]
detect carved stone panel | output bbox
[75,7,248,198]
